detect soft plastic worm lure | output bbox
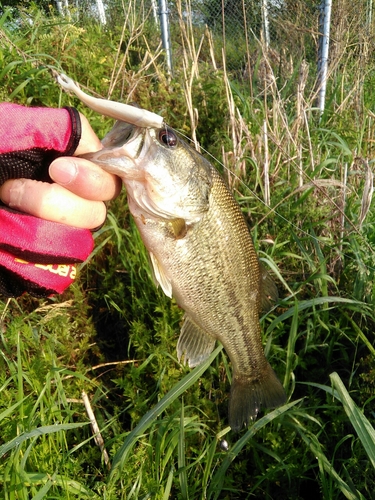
[56,73,164,129]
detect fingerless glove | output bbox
[0,104,94,297]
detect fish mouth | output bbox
[101,120,140,149]
[81,123,149,180]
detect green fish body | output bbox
[84,123,286,431]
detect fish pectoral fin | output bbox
[168,218,188,239]
[259,262,279,313]
[148,251,173,298]
[177,315,216,368]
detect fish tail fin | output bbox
[228,364,286,432]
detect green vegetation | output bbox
[1,1,375,498]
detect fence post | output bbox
[158,0,173,75]
[96,0,106,25]
[261,0,270,50]
[317,0,332,114]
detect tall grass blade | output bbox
[342,313,375,356]
[330,372,375,470]
[208,399,302,499]
[162,468,174,500]
[296,426,363,500]
[178,399,189,499]
[108,345,223,481]
[0,423,89,458]
[202,437,217,497]
[30,470,57,500]
[0,397,29,422]
[266,297,371,333]
[283,301,299,393]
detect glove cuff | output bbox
[0,207,94,297]
[64,106,82,156]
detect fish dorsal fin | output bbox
[177,315,216,368]
[148,251,172,298]
[259,262,279,313]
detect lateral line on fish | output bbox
[175,130,375,274]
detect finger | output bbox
[49,157,122,201]
[0,178,107,229]
[74,112,103,155]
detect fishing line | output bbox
[175,128,375,276]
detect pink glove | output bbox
[0,104,94,297]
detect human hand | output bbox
[0,112,122,229]
[0,104,121,297]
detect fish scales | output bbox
[83,123,286,431]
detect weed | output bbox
[1,2,375,498]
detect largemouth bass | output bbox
[84,121,286,431]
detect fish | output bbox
[83,120,286,431]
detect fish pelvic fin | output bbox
[228,363,286,432]
[177,315,216,368]
[148,251,172,298]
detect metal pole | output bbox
[158,0,173,75]
[261,0,270,50]
[317,0,332,114]
[96,0,106,25]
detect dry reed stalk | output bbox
[90,359,139,371]
[0,29,28,61]
[221,52,256,192]
[241,0,253,99]
[222,144,232,188]
[298,144,303,189]
[140,35,164,77]
[257,41,302,184]
[176,0,200,80]
[108,0,137,97]
[182,54,201,150]
[293,60,309,140]
[125,47,164,102]
[235,108,255,179]
[0,298,11,327]
[256,179,348,228]
[303,108,315,173]
[206,27,218,71]
[339,162,348,255]
[108,0,152,100]
[358,159,374,229]
[222,50,238,155]
[82,390,111,470]
[176,0,209,149]
[263,119,270,206]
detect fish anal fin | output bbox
[228,363,286,432]
[177,315,216,368]
[148,251,172,298]
[259,262,279,313]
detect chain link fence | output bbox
[154,0,375,96]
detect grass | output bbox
[1,1,375,498]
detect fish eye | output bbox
[159,128,177,148]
